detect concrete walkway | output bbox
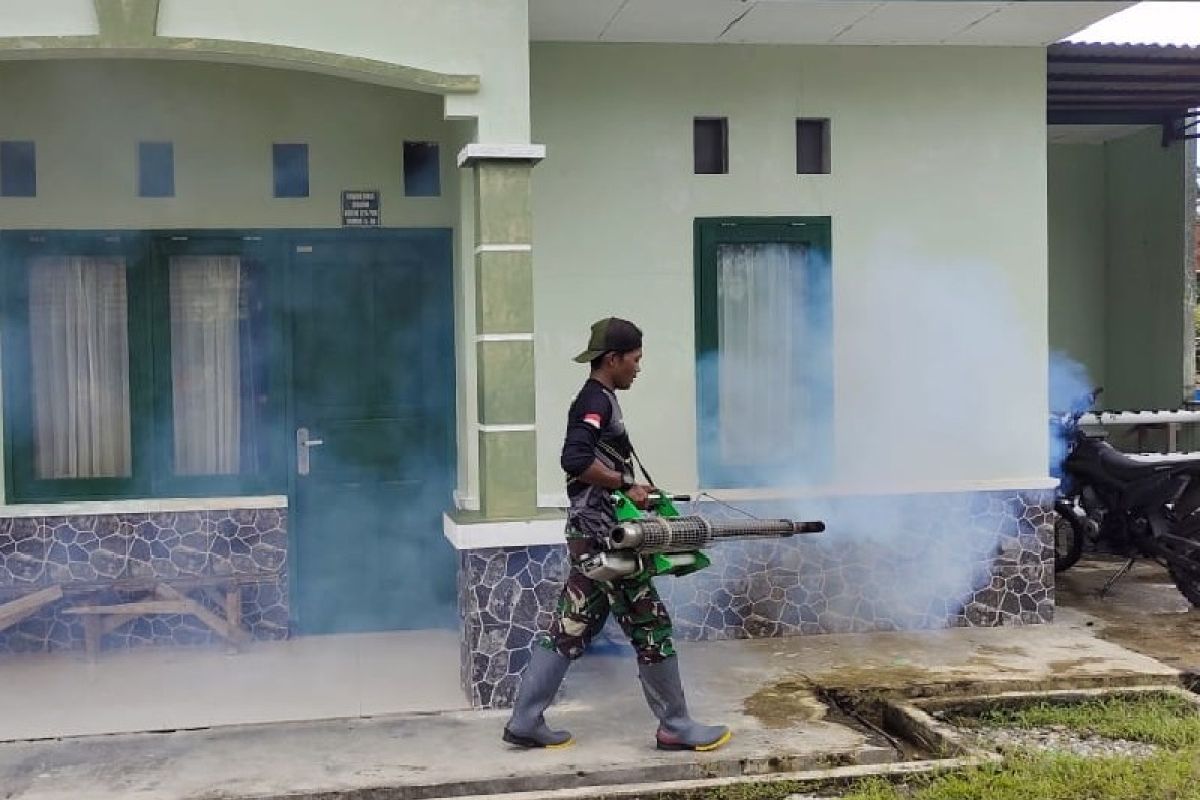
[0,630,467,741]
[1055,554,1200,671]
[0,620,1178,800]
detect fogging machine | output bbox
[578,491,825,581]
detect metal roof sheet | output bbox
[1047,42,1200,135]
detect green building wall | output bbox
[1049,130,1192,414]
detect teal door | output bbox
[290,231,456,634]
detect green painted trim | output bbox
[476,340,536,425]
[148,231,287,497]
[468,160,537,519]
[155,37,479,93]
[478,429,536,519]
[1,235,24,505]
[0,15,479,95]
[693,216,832,355]
[94,0,159,46]
[0,36,97,51]
[0,230,153,500]
[475,250,534,334]
[472,163,533,244]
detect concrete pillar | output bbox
[458,144,545,519]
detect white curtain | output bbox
[170,255,242,476]
[716,243,809,465]
[29,256,132,479]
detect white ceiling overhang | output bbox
[0,0,98,37]
[529,1,1135,46]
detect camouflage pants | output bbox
[542,534,675,664]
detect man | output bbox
[502,318,731,752]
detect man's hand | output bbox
[625,484,652,509]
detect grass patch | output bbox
[840,749,1200,799]
[837,694,1200,799]
[658,695,1200,800]
[653,781,810,800]
[955,692,1200,748]
[640,752,1200,800]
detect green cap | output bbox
[573,317,643,363]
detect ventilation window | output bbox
[272,143,309,198]
[403,141,441,197]
[796,119,831,175]
[694,118,728,175]
[138,141,175,197]
[1,141,36,197]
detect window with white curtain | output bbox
[716,242,810,465]
[28,256,132,479]
[695,218,833,488]
[2,233,281,502]
[169,255,243,476]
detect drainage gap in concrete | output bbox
[816,689,936,763]
[744,678,980,764]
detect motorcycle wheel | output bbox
[1159,514,1200,607]
[1167,562,1200,607]
[1054,512,1085,573]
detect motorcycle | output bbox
[1053,390,1200,606]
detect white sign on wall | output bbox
[342,190,381,227]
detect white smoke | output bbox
[680,250,1060,631]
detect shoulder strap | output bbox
[629,445,657,488]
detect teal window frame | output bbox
[693,217,834,489]
[0,230,288,502]
[149,233,288,498]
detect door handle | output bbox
[297,427,324,476]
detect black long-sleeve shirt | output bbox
[561,378,635,536]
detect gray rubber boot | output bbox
[638,656,731,751]
[502,645,574,748]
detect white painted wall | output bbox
[454,162,479,508]
[526,43,1051,500]
[0,0,97,36]
[0,60,468,230]
[157,0,531,142]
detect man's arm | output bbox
[573,459,650,508]
[575,460,625,490]
[560,391,618,485]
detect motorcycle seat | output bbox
[1097,441,1200,479]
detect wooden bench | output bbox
[1,573,278,659]
[64,577,252,659]
[0,585,65,635]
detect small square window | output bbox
[403,141,440,197]
[272,143,309,198]
[694,118,728,175]
[796,119,831,175]
[138,141,175,197]
[1,141,37,197]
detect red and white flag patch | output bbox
[582,413,603,429]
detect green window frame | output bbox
[694,217,834,489]
[0,230,287,502]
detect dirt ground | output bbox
[1056,554,1200,672]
